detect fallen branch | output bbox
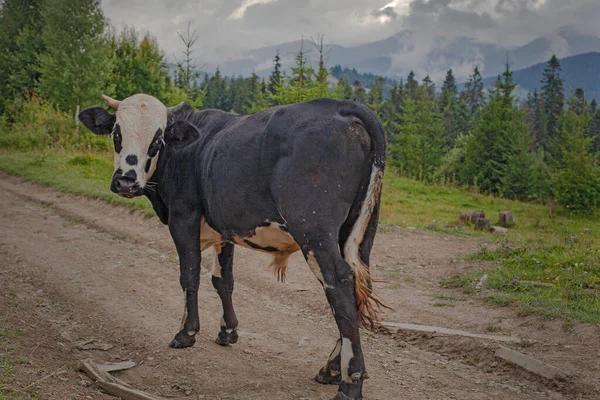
[380,322,528,343]
[80,359,165,400]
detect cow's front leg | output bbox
[168,210,201,349]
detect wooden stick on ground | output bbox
[80,359,165,400]
[380,321,529,343]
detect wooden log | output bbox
[458,212,471,225]
[495,345,565,380]
[499,211,515,227]
[475,218,491,231]
[80,359,165,400]
[380,322,527,343]
[470,210,486,221]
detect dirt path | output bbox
[0,172,598,400]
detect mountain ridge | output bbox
[201,26,600,85]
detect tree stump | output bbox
[499,211,515,227]
[475,218,491,231]
[471,210,486,221]
[458,212,471,225]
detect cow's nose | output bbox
[114,176,136,192]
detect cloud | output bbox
[100,0,600,81]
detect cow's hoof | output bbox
[169,331,196,348]
[331,392,358,400]
[331,380,363,400]
[215,327,239,346]
[315,368,342,385]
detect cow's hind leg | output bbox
[303,243,367,400]
[211,243,239,346]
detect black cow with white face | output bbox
[78,93,387,400]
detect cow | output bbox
[78,93,387,400]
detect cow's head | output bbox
[78,94,185,198]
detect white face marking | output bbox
[113,94,167,188]
[341,337,354,383]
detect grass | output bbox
[381,174,600,242]
[0,150,154,216]
[467,235,600,323]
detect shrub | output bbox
[0,94,111,153]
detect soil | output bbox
[0,172,598,400]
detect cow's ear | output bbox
[164,121,199,148]
[78,107,115,135]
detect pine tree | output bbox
[460,66,485,115]
[438,69,457,110]
[368,77,385,117]
[288,38,314,103]
[311,35,329,99]
[422,75,435,100]
[590,99,597,114]
[461,63,536,197]
[586,108,600,155]
[203,69,230,110]
[390,90,446,183]
[553,98,600,213]
[353,80,367,103]
[541,55,565,155]
[405,71,419,100]
[175,21,201,101]
[572,88,586,115]
[524,90,548,151]
[334,77,353,100]
[267,50,282,98]
[38,0,112,121]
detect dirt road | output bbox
[1,172,598,399]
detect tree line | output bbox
[1,0,599,213]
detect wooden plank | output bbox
[380,322,527,343]
[80,359,165,400]
[495,345,565,380]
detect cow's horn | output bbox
[167,102,186,117]
[102,94,121,110]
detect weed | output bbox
[0,328,21,339]
[484,294,515,307]
[432,301,455,307]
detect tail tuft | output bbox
[343,168,391,330]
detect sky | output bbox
[101,0,600,63]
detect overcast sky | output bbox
[102,0,600,62]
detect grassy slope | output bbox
[1,149,598,322]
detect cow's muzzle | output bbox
[111,176,143,198]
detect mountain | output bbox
[201,26,600,84]
[481,52,600,102]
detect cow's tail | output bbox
[340,102,389,331]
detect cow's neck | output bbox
[144,149,170,224]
